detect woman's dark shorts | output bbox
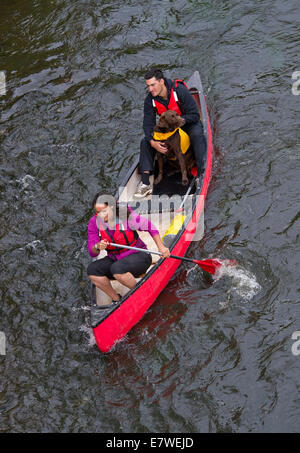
[87,252,152,279]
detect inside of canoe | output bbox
[95,166,195,307]
[94,80,203,307]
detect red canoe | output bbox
[90,71,213,353]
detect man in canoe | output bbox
[134,68,206,198]
[87,192,170,308]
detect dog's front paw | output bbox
[154,173,163,185]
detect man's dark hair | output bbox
[144,69,164,81]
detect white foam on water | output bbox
[186,264,198,276]
[24,239,42,251]
[72,306,90,312]
[74,241,86,259]
[186,259,261,302]
[214,261,261,302]
[79,325,96,348]
[16,174,36,189]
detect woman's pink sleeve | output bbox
[88,217,100,257]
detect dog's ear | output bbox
[179,116,186,127]
[173,112,185,129]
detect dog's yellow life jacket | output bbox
[152,128,190,154]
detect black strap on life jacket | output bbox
[106,228,139,259]
[173,79,188,114]
[119,228,139,246]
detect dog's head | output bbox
[153,110,186,133]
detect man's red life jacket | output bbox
[97,218,139,256]
[152,79,189,116]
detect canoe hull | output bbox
[92,71,213,353]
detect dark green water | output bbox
[0,0,299,433]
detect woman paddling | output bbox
[87,192,170,307]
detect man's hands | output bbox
[150,139,168,154]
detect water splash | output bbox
[186,264,198,276]
[16,174,36,189]
[187,259,261,302]
[72,306,90,312]
[79,325,96,348]
[74,241,86,260]
[22,239,43,252]
[214,261,261,301]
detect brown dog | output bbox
[153,110,195,186]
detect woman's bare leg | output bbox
[89,275,120,301]
[113,272,136,289]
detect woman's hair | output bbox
[92,191,132,223]
[92,191,114,209]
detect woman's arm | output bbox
[127,209,170,257]
[152,234,170,258]
[128,209,159,236]
[87,217,101,257]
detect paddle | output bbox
[162,166,198,245]
[107,242,224,274]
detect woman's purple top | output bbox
[88,208,159,260]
